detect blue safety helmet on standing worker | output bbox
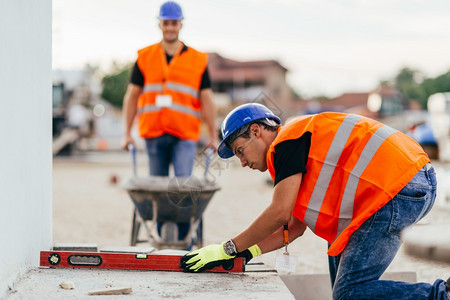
[158,1,184,20]
[218,103,281,159]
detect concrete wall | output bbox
[0,0,52,298]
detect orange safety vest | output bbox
[136,43,208,141]
[266,112,429,256]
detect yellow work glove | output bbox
[179,242,235,273]
[236,244,262,264]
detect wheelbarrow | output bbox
[122,146,220,250]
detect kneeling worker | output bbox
[180,103,450,299]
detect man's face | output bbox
[159,20,182,43]
[230,131,268,172]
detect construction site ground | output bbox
[6,151,450,299]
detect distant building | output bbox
[208,53,294,120]
[293,86,403,118]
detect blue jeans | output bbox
[328,164,448,300]
[145,134,197,177]
[145,134,198,242]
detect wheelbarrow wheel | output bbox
[130,208,141,246]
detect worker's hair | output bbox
[226,118,279,148]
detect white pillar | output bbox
[0,0,52,298]
[428,93,450,162]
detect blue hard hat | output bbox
[159,1,184,20]
[218,103,281,159]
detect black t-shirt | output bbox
[273,132,311,186]
[130,44,211,90]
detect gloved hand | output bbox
[179,243,235,273]
[236,244,261,264]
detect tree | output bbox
[101,62,133,108]
[392,67,450,109]
[394,67,427,108]
[421,71,450,97]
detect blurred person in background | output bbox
[121,1,218,242]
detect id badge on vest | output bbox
[156,95,173,107]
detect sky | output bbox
[53,0,450,98]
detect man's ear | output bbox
[250,123,260,137]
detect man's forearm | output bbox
[199,88,217,139]
[232,202,291,253]
[257,216,307,254]
[232,173,303,253]
[123,101,137,136]
[122,84,140,135]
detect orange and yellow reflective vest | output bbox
[136,43,208,141]
[266,112,430,256]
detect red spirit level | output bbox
[40,251,245,273]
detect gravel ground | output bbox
[53,151,450,284]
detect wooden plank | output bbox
[88,287,132,295]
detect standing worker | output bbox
[180,103,450,299]
[122,1,218,242]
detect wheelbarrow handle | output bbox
[128,143,137,177]
[204,147,214,179]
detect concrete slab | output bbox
[5,268,294,300]
[280,272,417,300]
[245,262,277,273]
[403,223,450,263]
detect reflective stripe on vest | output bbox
[141,80,201,117]
[138,103,201,118]
[335,124,398,237]
[166,82,199,98]
[143,81,199,98]
[305,114,398,235]
[143,84,164,93]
